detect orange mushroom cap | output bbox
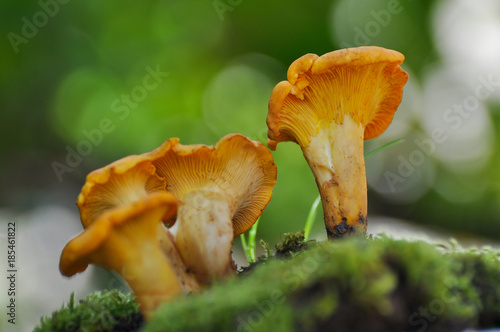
[147,133,277,237]
[77,154,166,228]
[60,192,178,276]
[60,192,184,320]
[267,46,408,150]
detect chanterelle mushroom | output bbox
[148,133,277,285]
[74,154,199,292]
[267,46,408,239]
[60,192,183,320]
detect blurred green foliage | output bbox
[1,0,500,242]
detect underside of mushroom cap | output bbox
[267,46,408,150]
[60,192,178,277]
[77,155,166,228]
[148,133,277,236]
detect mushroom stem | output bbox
[174,189,235,285]
[96,199,186,320]
[157,227,200,293]
[302,115,367,239]
[118,242,184,320]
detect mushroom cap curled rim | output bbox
[267,46,409,150]
[77,154,166,228]
[60,192,178,277]
[146,133,277,237]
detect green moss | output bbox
[453,248,500,326]
[274,230,313,259]
[144,237,500,332]
[34,290,143,332]
[38,237,500,332]
[239,231,313,276]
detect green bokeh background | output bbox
[1,0,500,244]
[4,1,500,330]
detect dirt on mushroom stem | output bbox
[303,115,367,239]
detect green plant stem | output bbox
[240,234,251,263]
[304,195,321,241]
[240,218,260,264]
[248,218,260,262]
[364,138,404,160]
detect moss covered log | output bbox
[35,236,500,332]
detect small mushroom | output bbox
[148,133,277,285]
[267,46,408,239]
[74,155,199,292]
[60,192,184,320]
